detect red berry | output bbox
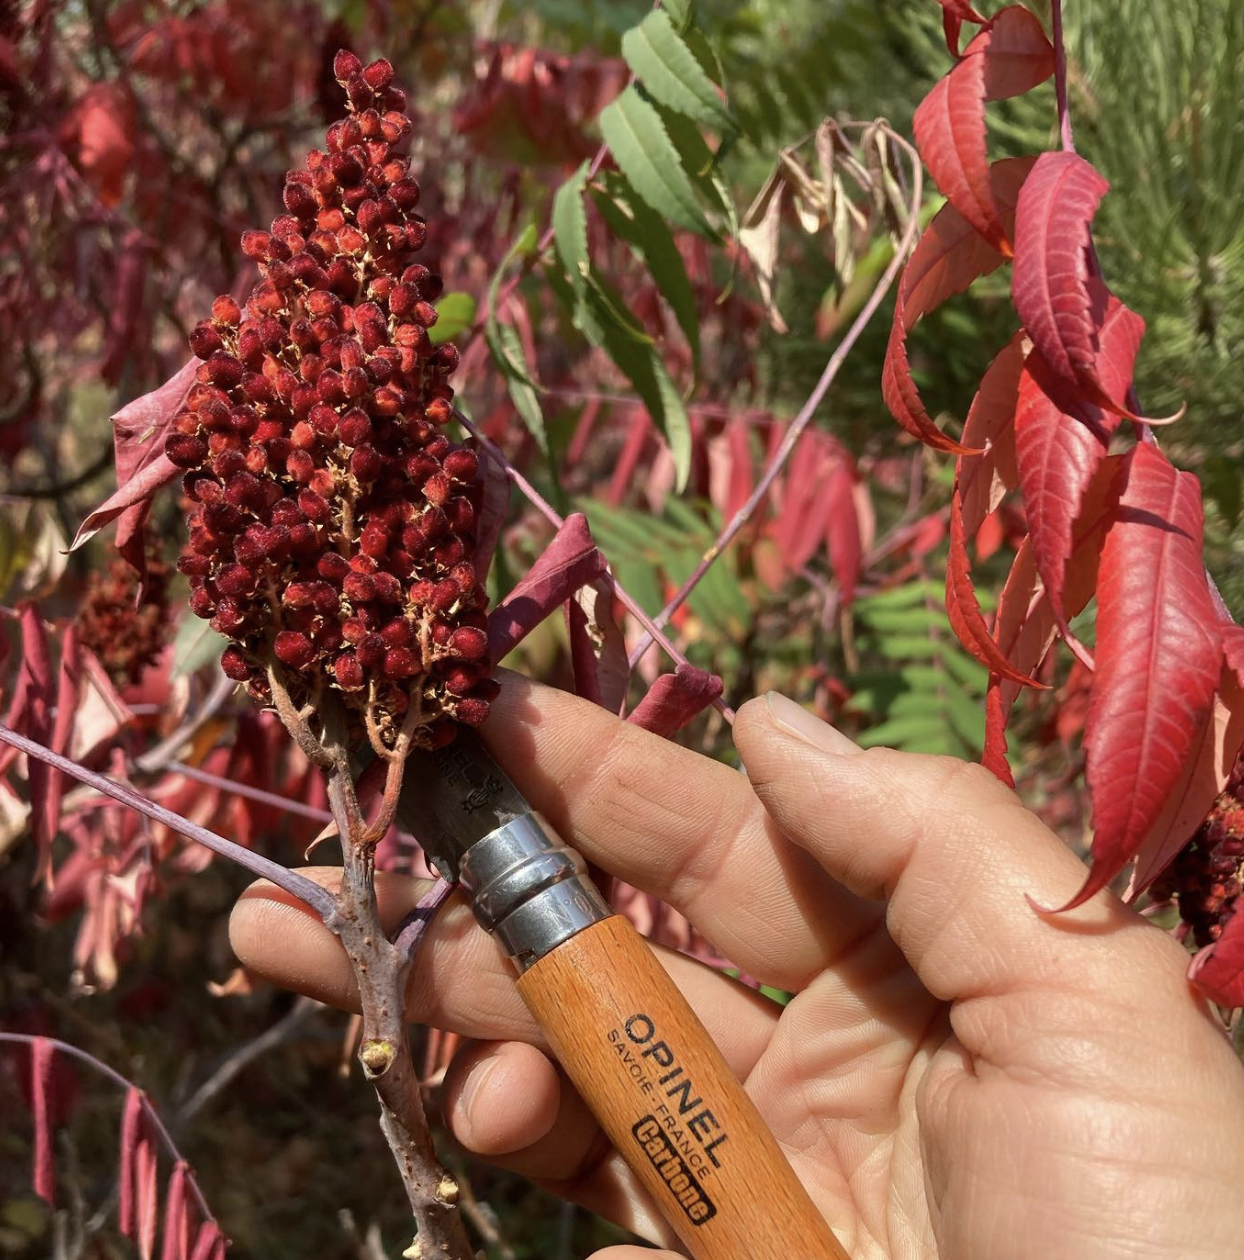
[274,631,315,669]
[221,646,252,682]
[449,626,488,661]
[383,647,418,678]
[334,651,365,690]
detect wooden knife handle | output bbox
[516,914,851,1260]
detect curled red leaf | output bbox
[958,331,1025,535]
[946,493,1044,686]
[32,1038,55,1205]
[627,664,723,738]
[161,1162,191,1260]
[70,358,198,562]
[914,7,1054,251]
[486,513,606,661]
[1188,896,1244,1008]
[119,1086,144,1239]
[1064,446,1223,910]
[882,158,1032,451]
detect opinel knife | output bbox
[398,731,851,1260]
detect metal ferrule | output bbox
[458,813,612,972]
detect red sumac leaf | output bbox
[775,433,834,570]
[1223,622,1244,687]
[119,1086,144,1238]
[32,1038,56,1205]
[42,628,82,869]
[161,1162,191,1260]
[959,331,1025,534]
[914,7,1053,250]
[883,158,1032,451]
[71,358,198,562]
[565,580,629,715]
[899,156,1033,322]
[1189,889,1244,1007]
[136,1112,158,1260]
[981,679,1015,786]
[882,315,977,452]
[1015,295,1145,626]
[1010,152,1147,416]
[486,513,606,660]
[627,664,723,738]
[947,492,1043,686]
[14,606,54,884]
[824,456,862,605]
[1068,445,1223,910]
[1128,669,1244,898]
[189,1221,224,1260]
[934,0,988,55]
[471,446,510,584]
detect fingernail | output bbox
[764,692,861,756]
[459,1054,499,1125]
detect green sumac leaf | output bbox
[429,291,476,345]
[552,162,590,293]
[583,267,654,344]
[586,293,691,489]
[594,175,700,370]
[172,614,228,677]
[599,86,716,240]
[660,0,693,31]
[622,10,736,137]
[492,323,550,460]
[484,223,540,387]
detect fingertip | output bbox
[756,691,862,756]
[444,1040,561,1156]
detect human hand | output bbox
[230,674,1244,1259]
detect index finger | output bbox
[479,672,878,990]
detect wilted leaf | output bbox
[0,499,68,604]
[71,358,199,565]
[739,166,787,332]
[566,578,630,714]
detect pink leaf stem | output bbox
[0,724,336,921]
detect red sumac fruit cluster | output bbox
[168,50,495,749]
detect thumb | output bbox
[732,692,1187,1008]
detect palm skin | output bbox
[230,675,1244,1259]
